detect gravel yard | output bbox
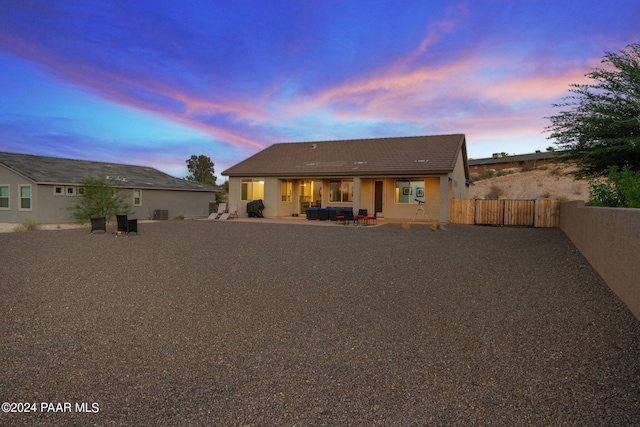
[1,220,639,426]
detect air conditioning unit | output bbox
[153,209,168,220]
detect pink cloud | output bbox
[0,33,267,150]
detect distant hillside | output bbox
[469,165,590,201]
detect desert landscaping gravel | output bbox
[1,220,639,426]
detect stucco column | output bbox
[439,176,449,223]
[352,176,361,211]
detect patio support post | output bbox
[439,176,449,223]
[352,176,361,212]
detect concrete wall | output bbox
[560,200,640,321]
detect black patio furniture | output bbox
[336,209,355,225]
[116,214,138,235]
[246,199,265,218]
[89,216,107,233]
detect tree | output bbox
[546,43,640,177]
[186,155,217,186]
[70,176,132,222]
[589,166,640,208]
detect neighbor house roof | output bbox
[468,151,557,166]
[223,134,469,179]
[0,151,217,192]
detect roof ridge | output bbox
[273,133,464,146]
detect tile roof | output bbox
[223,134,468,178]
[0,151,217,192]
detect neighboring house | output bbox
[222,134,470,223]
[0,151,219,224]
[468,151,557,173]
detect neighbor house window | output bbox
[54,186,63,195]
[65,186,76,196]
[133,189,142,206]
[19,185,32,210]
[0,185,9,209]
[395,180,425,204]
[241,178,264,201]
[280,180,292,202]
[329,180,353,203]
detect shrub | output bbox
[589,166,640,208]
[486,185,503,199]
[14,218,40,232]
[430,222,447,232]
[470,170,496,182]
[70,176,132,223]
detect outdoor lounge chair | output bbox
[208,203,226,220]
[116,214,138,235]
[89,216,107,233]
[228,204,238,219]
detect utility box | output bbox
[153,209,169,220]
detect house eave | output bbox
[225,170,454,179]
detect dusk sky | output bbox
[1,1,638,180]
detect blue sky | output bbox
[0,1,638,180]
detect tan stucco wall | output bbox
[228,170,470,222]
[560,201,640,321]
[451,151,469,199]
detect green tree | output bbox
[70,176,131,222]
[186,155,217,186]
[589,166,640,208]
[546,43,640,177]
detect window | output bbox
[395,180,425,204]
[65,186,76,196]
[241,179,264,201]
[133,189,142,206]
[329,180,353,203]
[0,185,9,209]
[54,186,63,195]
[280,180,292,202]
[19,185,31,210]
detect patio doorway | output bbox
[299,181,313,214]
[375,180,383,217]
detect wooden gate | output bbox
[450,199,560,227]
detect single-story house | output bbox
[0,151,219,224]
[222,134,470,222]
[468,151,557,173]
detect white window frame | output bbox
[53,186,64,196]
[133,189,142,206]
[19,185,32,211]
[280,180,292,202]
[241,178,264,201]
[395,180,425,204]
[65,186,76,196]
[329,180,353,203]
[0,185,9,210]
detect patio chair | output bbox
[208,203,226,220]
[116,214,138,235]
[228,204,238,219]
[89,216,106,234]
[336,209,355,225]
[362,212,377,226]
[356,209,368,225]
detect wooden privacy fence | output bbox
[450,198,560,227]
